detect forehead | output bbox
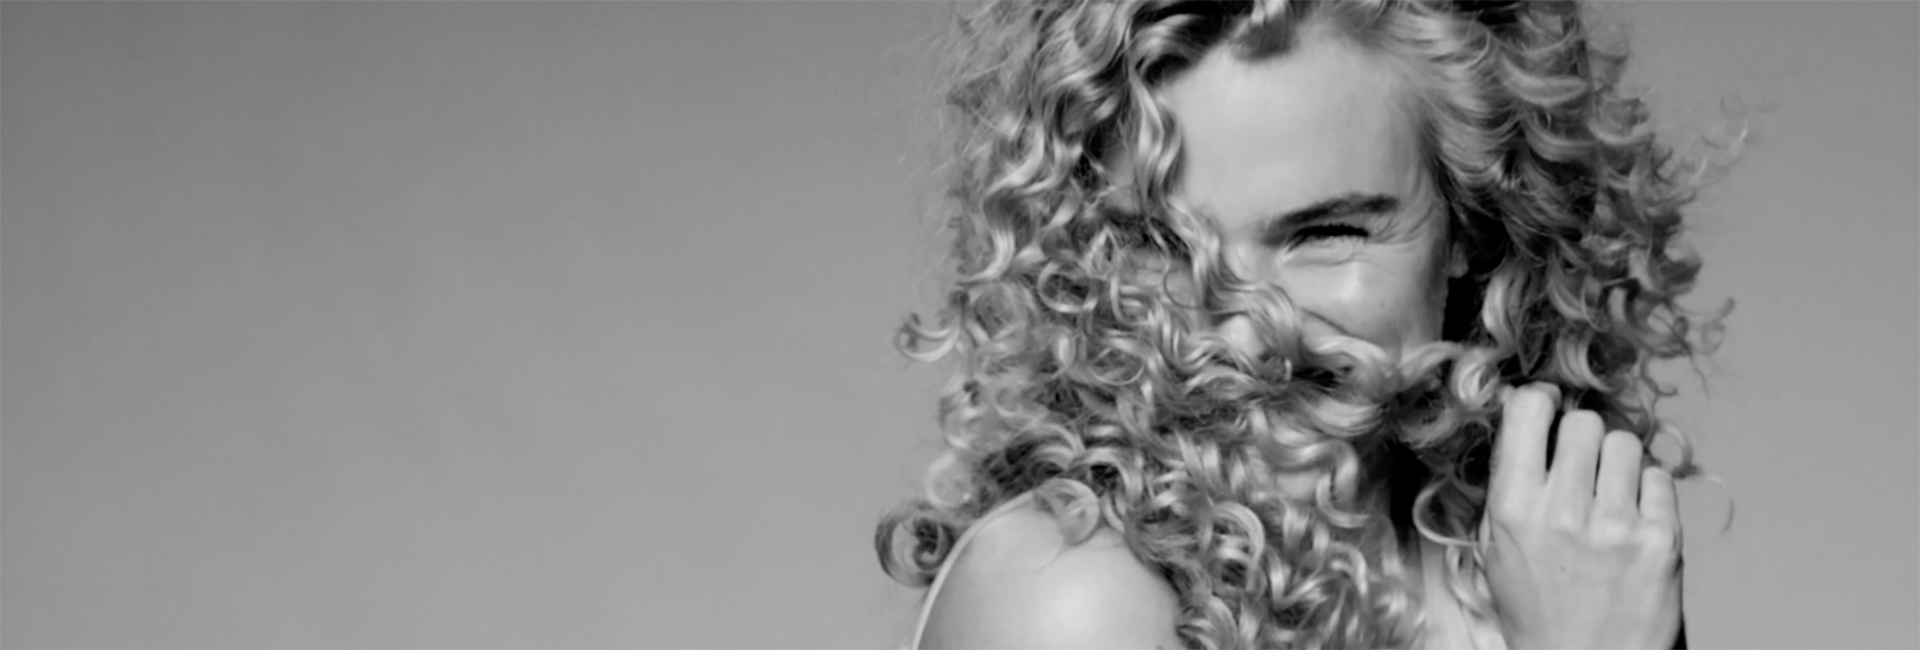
[1154,28,1425,226]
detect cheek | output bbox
[1277,259,1445,350]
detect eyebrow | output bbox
[1255,193,1401,245]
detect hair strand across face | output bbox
[877,2,1732,648]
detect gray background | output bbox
[2,1,1914,648]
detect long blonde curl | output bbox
[875,1,1732,648]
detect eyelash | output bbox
[1290,223,1371,245]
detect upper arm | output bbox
[917,505,1185,650]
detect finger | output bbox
[1639,465,1679,528]
[1547,409,1605,514]
[1491,382,1560,499]
[1593,430,1644,518]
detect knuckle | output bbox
[1550,511,1586,534]
[1587,515,1635,545]
[1636,521,1683,553]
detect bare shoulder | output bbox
[917,498,1185,649]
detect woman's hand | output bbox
[1480,383,1685,650]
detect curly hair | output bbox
[874,1,1731,648]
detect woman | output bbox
[875,0,1726,647]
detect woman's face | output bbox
[1157,27,1464,363]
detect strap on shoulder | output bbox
[905,491,1041,650]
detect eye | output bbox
[1288,223,1371,246]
